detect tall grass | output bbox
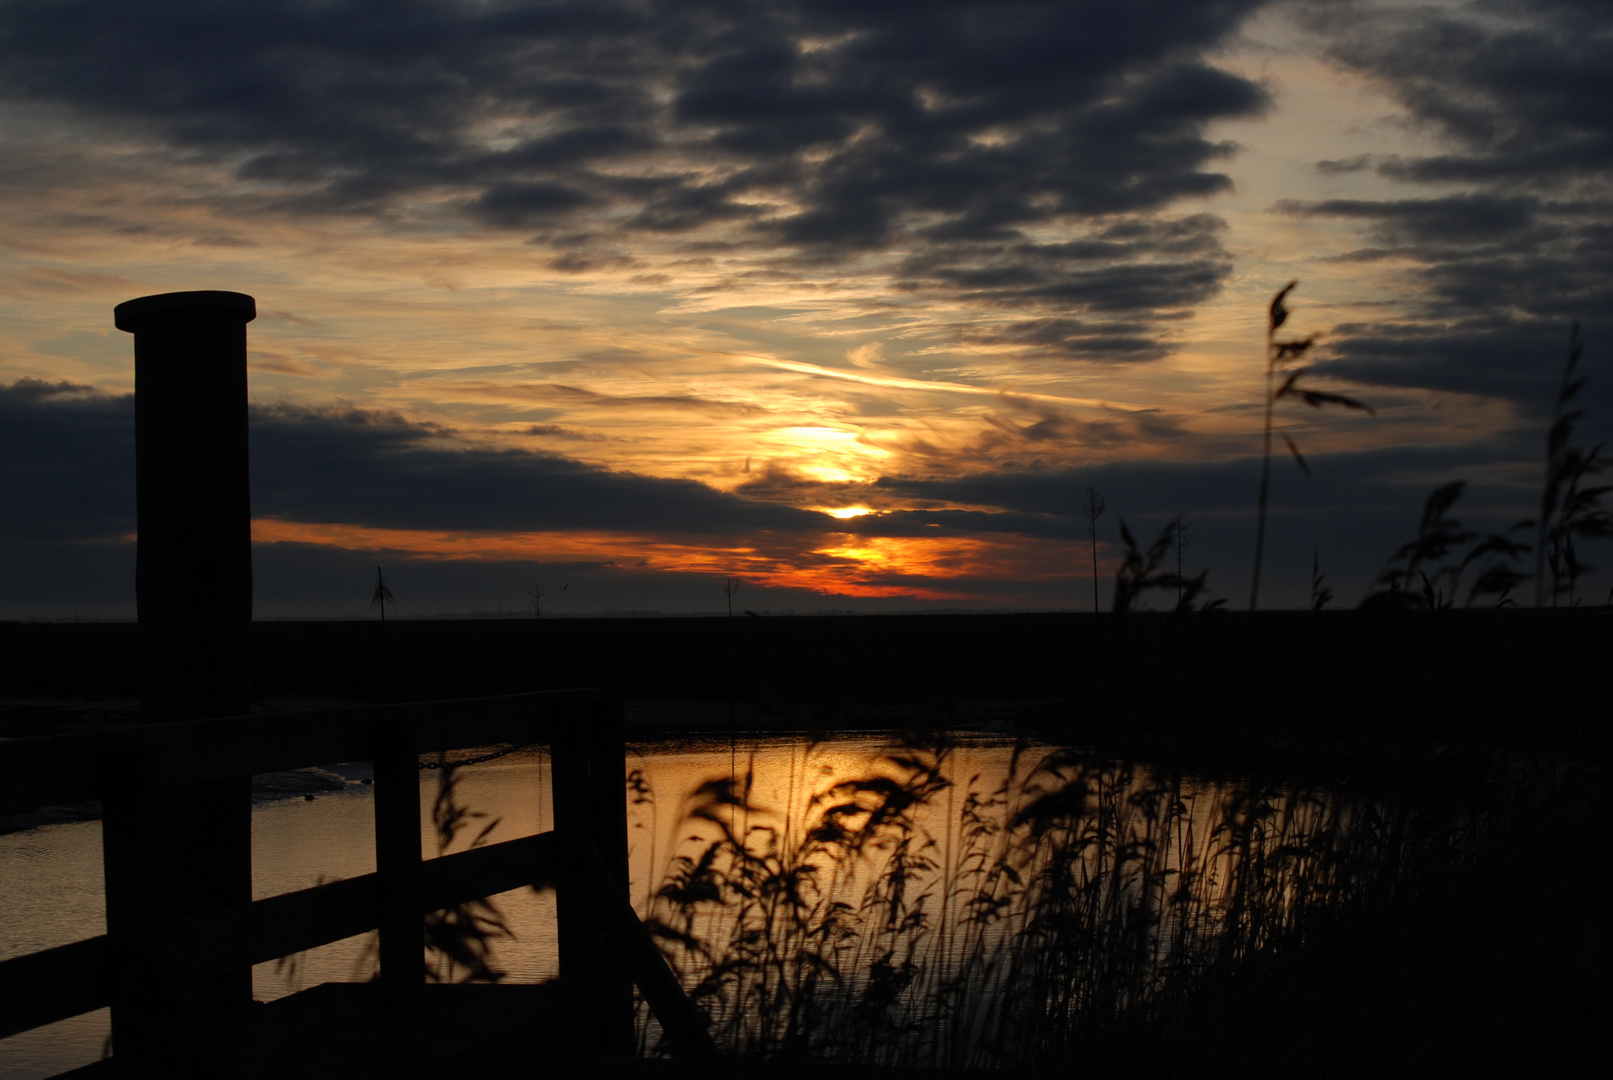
[1249,282,1373,611]
[1536,322,1613,606]
[1357,325,1609,610]
[632,731,1579,1070]
[422,760,512,983]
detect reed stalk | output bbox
[635,727,1567,1070]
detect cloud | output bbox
[950,318,1169,362]
[1315,154,1373,176]
[471,182,597,228]
[1313,319,1606,414]
[522,423,610,442]
[0,378,133,542]
[846,342,884,369]
[874,443,1529,520]
[0,375,1415,552]
[1273,1,1613,406]
[865,433,1564,599]
[437,380,768,417]
[0,0,1272,361]
[0,382,1201,565]
[1275,194,1543,247]
[246,401,818,536]
[894,214,1233,331]
[0,383,812,547]
[2,378,1605,613]
[1312,0,1613,188]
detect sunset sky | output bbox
[2,0,1608,617]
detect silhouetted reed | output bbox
[1112,516,1214,614]
[1310,551,1332,610]
[1352,322,1609,610]
[1249,282,1373,611]
[423,759,512,983]
[1537,323,1613,606]
[1084,487,1107,613]
[1360,481,1533,609]
[631,730,1578,1071]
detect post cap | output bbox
[114,291,257,333]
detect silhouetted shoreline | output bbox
[4,611,1607,1074]
[3,611,1607,757]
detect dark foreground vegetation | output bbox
[582,610,1601,1074]
[4,609,1607,1075]
[638,732,1604,1075]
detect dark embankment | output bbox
[1,610,1607,760]
[3,611,1607,1071]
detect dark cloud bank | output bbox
[1,380,1587,617]
[0,381,838,617]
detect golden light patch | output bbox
[775,533,1077,598]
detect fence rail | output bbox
[0,689,580,816]
[0,688,718,1075]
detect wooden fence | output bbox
[0,688,717,1077]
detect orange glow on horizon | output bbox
[251,517,1079,600]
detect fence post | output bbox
[113,291,258,1045]
[374,715,424,1071]
[98,742,161,1078]
[587,694,634,1053]
[552,694,635,1056]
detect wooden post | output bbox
[587,694,634,1053]
[584,697,631,906]
[551,694,635,1056]
[374,717,423,985]
[373,715,424,1071]
[550,699,597,1040]
[98,743,161,1078]
[115,291,256,724]
[113,291,258,1036]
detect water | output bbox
[1,733,1319,1075]
[0,733,977,1076]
